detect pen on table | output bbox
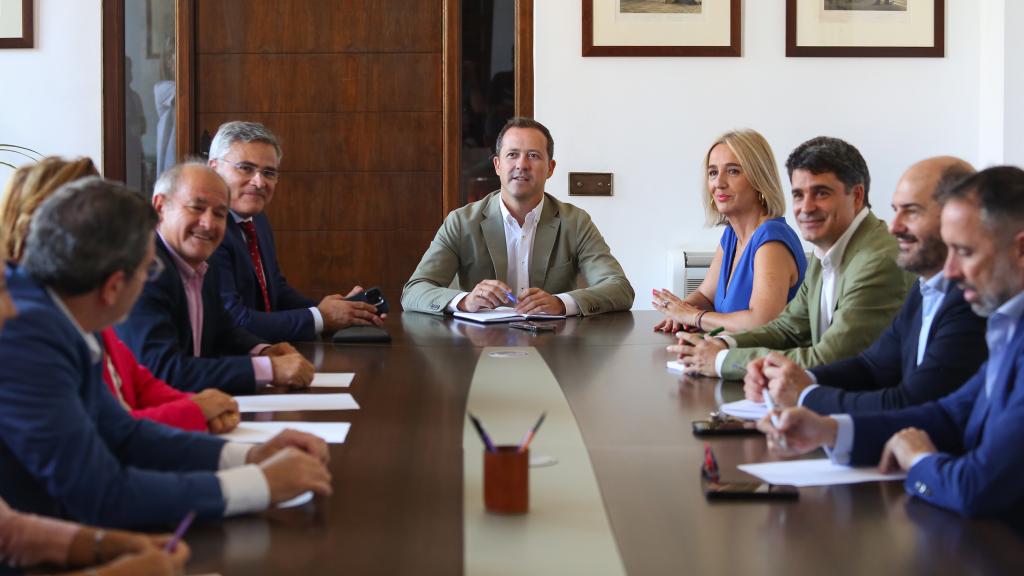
[517,412,547,453]
[700,326,725,340]
[468,412,496,452]
[703,443,720,482]
[760,388,789,449]
[163,510,196,552]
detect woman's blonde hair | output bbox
[702,129,785,227]
[0,157,100,262]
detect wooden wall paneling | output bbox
[516,0,534,118]
[442,0,461,216]
[101,0,125,180]
[176,0,196,159]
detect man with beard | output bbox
[742,157,988,413]
[401,117,634,316]
[758,166,1024,519]
[672,136,916,379]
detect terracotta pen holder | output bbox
[483,445,529,514]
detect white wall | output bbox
[0,0,102,173]
[535,0,1005,309]
[1005,0,1024,166]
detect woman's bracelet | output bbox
[695,310,707,331]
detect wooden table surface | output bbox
[186,311,1024,576]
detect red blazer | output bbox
[100,328,207,432]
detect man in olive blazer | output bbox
[401,118,633,316]
[673,137,915,380]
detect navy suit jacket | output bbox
[210,214,318,342]
[805,284,987,413]
[115,239,266,395]
[848,314,1024,518]
[0,266,226,528]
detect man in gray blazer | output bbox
[401,117,634,316]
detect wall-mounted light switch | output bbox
[568,172,613,196]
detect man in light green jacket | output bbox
[401,117,634,316]
[672,136,915,380]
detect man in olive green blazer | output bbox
[401,118,633,316]
[673,137,915,380]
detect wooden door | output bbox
[193,0,446,307]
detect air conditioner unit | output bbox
[667,250,714,298]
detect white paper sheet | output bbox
[222,421,351,444]
[277,491,314,508]
[666,360,685,372]
[310,372,354,388]
[738,458,907,487]
[720,399,768,421]
[236,393,359,413]
[454,307,565,323]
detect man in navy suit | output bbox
[207,121,383,342]
[743,157,987,413]
[0,178,332,528]
[116,163,314,394]
[758,166,1024,518]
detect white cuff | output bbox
[556,293,579,316]
[446,292,470,313]
[909,453,934,469]
[309,307,324,335]
[713,349,729,378]
[218,442,254,470]
[824,414,854,465]
[717,334,738,349]
[217,464,271,516]
[797,384,820,407]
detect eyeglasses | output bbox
[145,256,166,282]
[219,159,280,183]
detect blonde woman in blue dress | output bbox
[654,129,807,334]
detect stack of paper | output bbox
[720,399,768,420]
[454,307,565,323]
[738,459,906,487]
[236,393,359,413]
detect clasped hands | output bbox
[246,429,334,505]
[745,353,936,473]
[458,279,566,316]
[666,332,725,377]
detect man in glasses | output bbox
[207,121,383,342]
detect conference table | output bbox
[186,311,1024,576]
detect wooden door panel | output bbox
[198,53,441,113]
[198,0,441,54]
[264,172,442,232]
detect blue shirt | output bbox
[916,273,950,366]
[714,218,807,314]
[985,290,1024,398]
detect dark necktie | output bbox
[238,220,272,312]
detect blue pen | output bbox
[504,291,517,304]
[468,412,496,452]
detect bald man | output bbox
[744,157,988,414]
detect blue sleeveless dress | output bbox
[714,218,807,314]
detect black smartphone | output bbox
[703,479,799,501]
[692,419,761,436]
[346,287,389,315]
[510,321,556,332]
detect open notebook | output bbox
[453,306,566,323]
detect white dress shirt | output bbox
[448,196,579,315]
[48,289,270,516]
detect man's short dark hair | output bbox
[786,136,872,208]
[21,177,158,296]
[494,117,555,160]
[936,165,1024,237]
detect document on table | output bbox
[666,360,685,372]
[738,459,907,487]
[720,399,767,420]
[236,393,359,413]
[310,372,354,388]
[222,421,351,444]
[454,307,565,323]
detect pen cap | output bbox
[483,445,529,514]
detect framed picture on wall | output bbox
[786,0,944,57]
[147,0,175,59]
[582,0,740,57]
[0,0,33,49]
